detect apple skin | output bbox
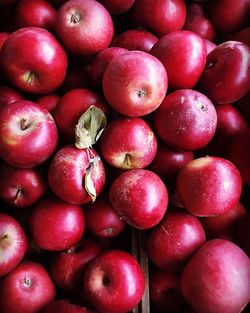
[111,29,158,53]
[53,88,109,142]
[0,213,28,277]
[15,0,57,30]
[176,156,242,217]
[83,250,145,313]
[146,210,206,272]
[29,196,85,251]
[0,85,24,106]
[181,239,250,313]
[151,30,206,89]
[208,0,250,34]
[231,27,250,46]
[153,89,217,151]
[0,162,47,208]
[36,93,60,113]
[0,261,56,313]
[84,196,126,238]
[0,27,68,94]
[55,0,114,56]
[148,143,194,185]
[149,266,187,313]
[200,202,247,241]
[0,32,9,51]
[99,0,135,14]
[50,238,102,291]
[109,169,168,229]
[0,101,58,168]
[204,39,217,55]
[198,41,250,104]
[48,145,105,205]
[131,0,186,37]
[227,128,250,186]
[103,50,168,117]
[100,117,157,169]
[43,300,90,313]
[91,47,128,89]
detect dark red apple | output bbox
[111,29,158,53]
[0,162,47,208]
[0,27,68,94]
[0,32,9,51]
[48,145,105,205]
[146,210,206,272]
[0,101,58,168]
[50,238,102,290]
[151,31,206,89]
[181,239,250,313]
[85,196,126,238]
[55,0,114,56]
[208,0,250,34]
[91,47,128,89]
[100,117,157,169]
[103,50,168,117]
[176,156,242,216]
[43,300,90,313]
[0,261,56,313]
[83,250,145,313]
[99,0,135,14]
[231,27,250,46]
[198,41,250,104]
[15,0,57,30]
[53,88,108,142]
[0,213,28,277]
[131,0,186,37]
[0,85,24,106]
[30,196,85,251]
[149,266,187,313]
[36,93,60,113]
[109,169,168,229]
[153,89,217,151]
[149,143,194,185]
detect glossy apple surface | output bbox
[176,157,242,216]
[83,250,145,313]
[103,50,168,117]
[0,27,68,94]
[181,239,250,313]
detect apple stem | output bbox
[14,188,22,203]
[23,277,32,288]
[0,234,8,241]
[20,118,31,130]
[124,154,131,167]
[70,12,81,24]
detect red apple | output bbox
[0,162,47,208]
[231,27,250,46]
[36,93,60,113]
[131,0,186,37]
[176,156,242,216]
[103,50,168,117]
[85,196,126,238]
[146,210,206,272]
[0,32,9,51]
[208,0,250,34]
[15,0,57,30]
[0,213,27,277]
[204,39,217,55]
[181,239,250,313]
[99,0,135,14]
[53,88,108,142]
[48,145,105,205]
[83,250,145,313]
[151,31,206,89]
[149,143,194,185]
[43,300,90,313]
[0,27,68,94]
[30,196,85,251]
[0,85,24,106]
[149,266,187,313]
[109,169,168,229]
[153,89,217,151]
[198,41,250,104]
[100,117,157,169]
[50,238,102,290]
[111,29,158,53]
[91,47,128,89]
[0,101,58,168]
[55,0,114,56]
[0,261,56,313]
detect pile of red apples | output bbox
[0,0,249,312]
